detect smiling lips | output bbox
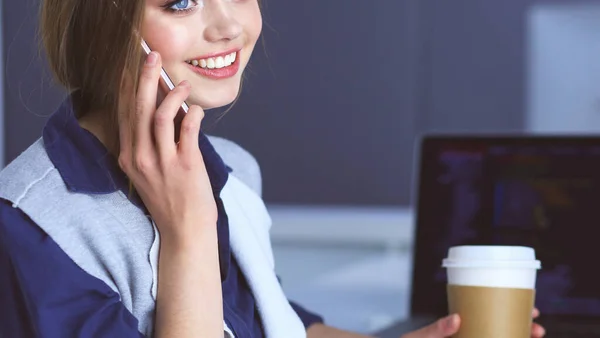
[186,50,240,79]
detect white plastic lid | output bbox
[442,245,541,269]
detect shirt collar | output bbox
[42,95,229,198]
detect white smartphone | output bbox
[141,40,189,113]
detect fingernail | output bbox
[146,52,157,66]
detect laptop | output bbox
[375,134,600,338]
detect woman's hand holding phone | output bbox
[119,50,217,240]
[118,51,223,337]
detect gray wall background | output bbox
[3,0,576,207]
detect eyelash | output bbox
[162,0,200,14]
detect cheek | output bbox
[241,4,263,44]
[142,22,193,63]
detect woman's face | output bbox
[141,0,262,110]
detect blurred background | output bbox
[3,0,600,334]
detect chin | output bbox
[188,86,241,110]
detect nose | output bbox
[203,2,243,42]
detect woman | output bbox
[0,0,546,337]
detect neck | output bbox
[77,111,119,156]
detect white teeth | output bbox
[188,51,238,69]
[206,58,215,69]
[215,56,225,68]
[225,54,234,66]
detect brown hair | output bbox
[39,0,146,155]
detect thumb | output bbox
[402,314,460,338]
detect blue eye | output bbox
[164,0,199,13]
[172,0,189,9]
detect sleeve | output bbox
[0,199,146,338]
[275,275,325,328]
[289,300,325,328]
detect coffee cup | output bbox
[442,246,541,338]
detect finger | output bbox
[532,308,540,319]
[178,105,205,156]
[154,80,191,159]
[531,323,546,337]
[402,314,460,338]
[134,51,161,156]
[438,314,460,336]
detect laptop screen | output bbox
[411,136,600,319]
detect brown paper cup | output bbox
[442,246,541,338]
[447,285,535,338]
